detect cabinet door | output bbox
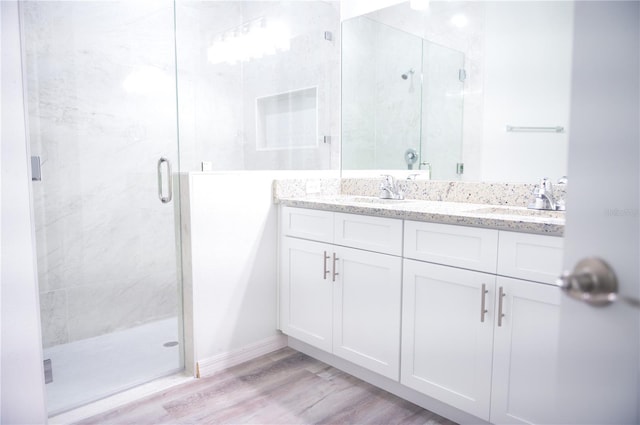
[490,277,561,425]
[280,237,334,352]
[401,259,496,420]
[333,247,402,380]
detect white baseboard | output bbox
[196,334,287,378]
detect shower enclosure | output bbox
[22,1,184,414]
[22,0,339,415]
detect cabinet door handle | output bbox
[480,283,489,322]
[498,286,506,327]
[323,251,331,280]
[332,252,339,282]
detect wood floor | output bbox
[78,348,458,425]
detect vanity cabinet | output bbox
[400,220,563,424]
[279,207,402,380]
[279,207,563,424]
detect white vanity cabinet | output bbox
[279,206,564,424]
[279,207,403,380]
[400,220,563,423]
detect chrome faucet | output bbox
[379,175,404,200]
[529,177,564,210]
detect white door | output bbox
[401,259,496,421]
[332,246,402,380]
[556,2,639,423]
[280,237,334,352]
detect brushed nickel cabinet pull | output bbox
[480,283,489,323]
[498,286,506,327]
[332,252,339,282]
[323,251,330,280]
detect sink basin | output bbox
[470,206,565,219]
[339,195,415,205]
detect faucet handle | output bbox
[380,174,394,186]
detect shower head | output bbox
[401,69,415,80]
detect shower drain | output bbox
[163,341,179,347]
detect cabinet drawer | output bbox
[497,231,564,284]
[404,221,499,273]
[334,213,402,256]
[281,206,333,243]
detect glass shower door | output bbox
[21,0,184,414]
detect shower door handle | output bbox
[157,157,173,204]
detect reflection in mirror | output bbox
[341,1,574,183]
[342,16,464,180]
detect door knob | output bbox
[557,257,618,306]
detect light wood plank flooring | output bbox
[78,348,458,425]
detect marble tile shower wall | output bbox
[342,16,422,170]
[24,1,181,348]
[176,1,341,172]
[25,1,341,349]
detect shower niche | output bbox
[341,15,465,179]
[256,87,318,151]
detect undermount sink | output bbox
[470,206,565,219]
[339,195,415,205]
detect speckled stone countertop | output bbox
[273,179,565,236]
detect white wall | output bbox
[181,171,340,375]
[180,172,292,373]
[340,0,404,21]
[0,1,48,422]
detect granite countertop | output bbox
[276,194,565,236]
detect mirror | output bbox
[341,1,574,183]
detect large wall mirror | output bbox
[341,1,574,183]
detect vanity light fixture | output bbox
[207,17,290,65]
[410,0,430,11]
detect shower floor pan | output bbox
[44,317,182,415]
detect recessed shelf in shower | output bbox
[256,86,318,150]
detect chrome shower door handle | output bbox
[157,157,173,204]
